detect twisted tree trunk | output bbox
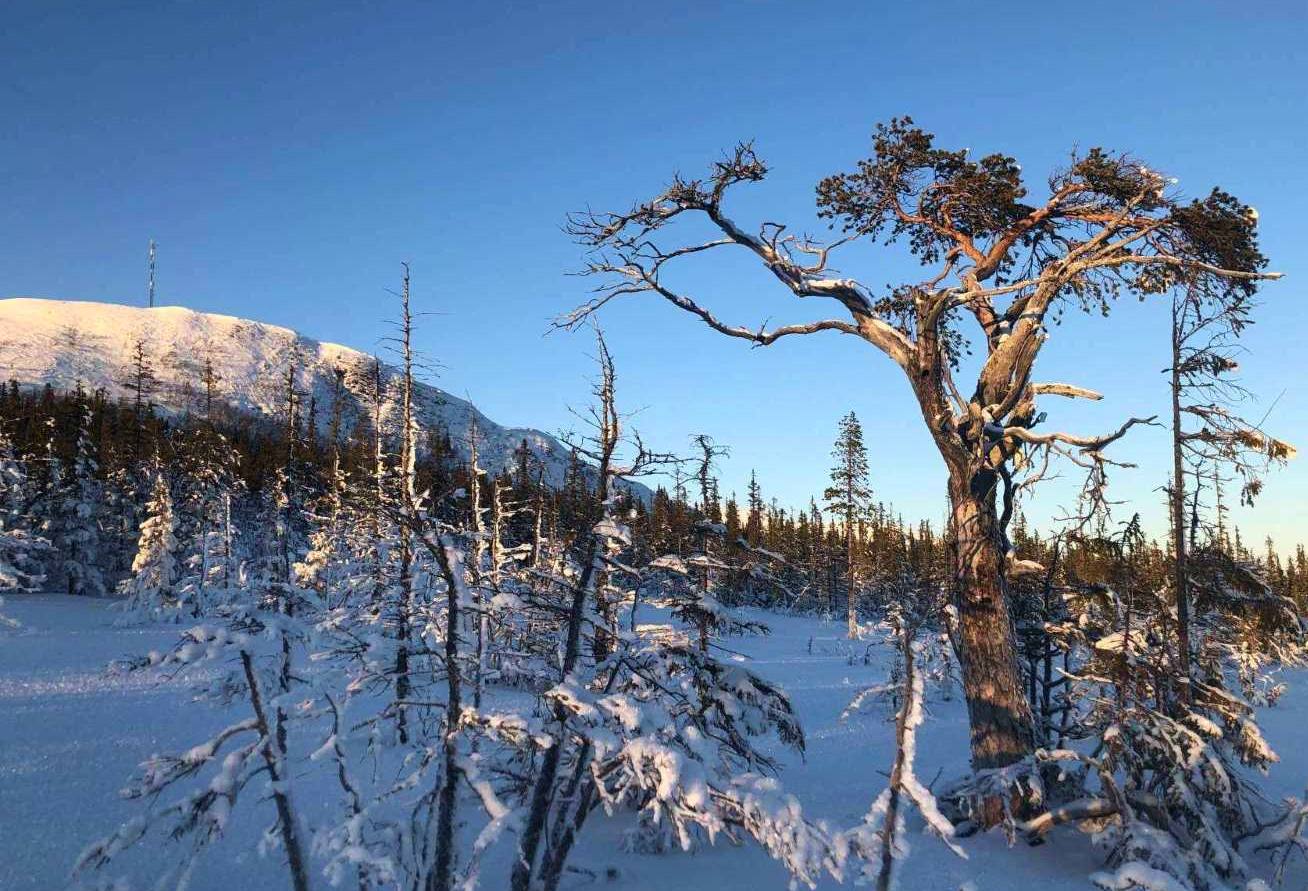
[911,337,1038,779]
[946,468,1036,771]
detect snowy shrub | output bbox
[76,599,319,891]
[843,608,966,891]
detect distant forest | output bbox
[3,374,1304,615]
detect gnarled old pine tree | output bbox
[560,119,1280,777]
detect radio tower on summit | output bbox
[146,239,157,308]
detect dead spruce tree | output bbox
[561,119,1280,788]
[1166,277,1295,679]
[75,596,317,891]
[644,438,772,655]
[390,263,421,746]
[510,333,833,891]
[510,331,632,891]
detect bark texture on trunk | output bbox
[947,468,1037,771]
[909,340,1037,775]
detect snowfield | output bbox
[3,595,1306,891]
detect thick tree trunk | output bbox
[946,469,1037,772]
[909,339,1036,777]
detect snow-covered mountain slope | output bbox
[0,297,587,488]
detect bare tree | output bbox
[560,119,1279,783]
[511,330,674,891]
[389,263,421,746]
[121,331,160,463]
[1166,278,1295,680]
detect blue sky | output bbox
[3,1,1305,548]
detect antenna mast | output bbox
[147,239,157,308]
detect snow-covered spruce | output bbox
[0,425,51,624]
[116,467,181,621]
[47,395,107,596]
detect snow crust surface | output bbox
[6,595,1306,890]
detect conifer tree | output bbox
[1166,277,1295,680]
[181,350,243,600]
[52,393,106,596]
[745,469,764,546]
[0,427,50,600]
[565,122,1282,781]
[120,467,179,618]
[296,367,349,601]
[121,331,160,465]
[825,411,871,637]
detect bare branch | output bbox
[993,415,1159,452]
[1029,383,1104,401]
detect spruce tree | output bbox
[0,427,50,597]
[745,469,764,546]
[121,332,160,465]
[120,468,179,618]
[824,411,871,637]
[54,394,106,596]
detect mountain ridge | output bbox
[0,297,605,490]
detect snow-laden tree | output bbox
[75,596,317,891]
[341,353,399,608]
[560,120,1282,793]
[174,424,245,609]
[0,427,50,627]
[650,434,763,652]
[842,605,965,891]
[508,333,843,891]
[1165,276,1296,679]
[294,367,349,601]
[1004,516,1301,891]
[117,468,180,619]
[50,394,106,596]
[100,462,143,580]
[79,372,321,890]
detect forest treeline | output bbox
[2,375,1304,615]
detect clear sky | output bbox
[3,1,1305,549]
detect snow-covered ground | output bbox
[2,594,1305,890]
